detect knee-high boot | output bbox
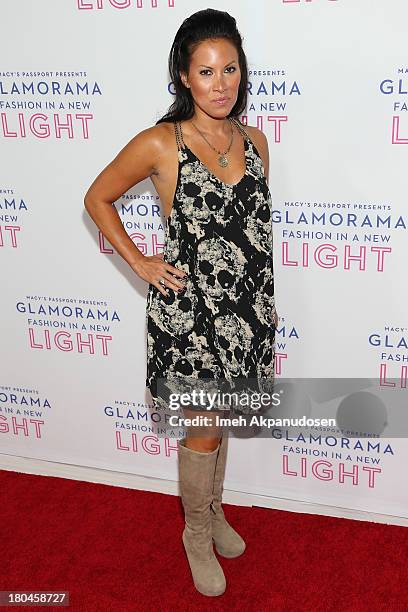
[211,435,246,558]
[178,439,226,597]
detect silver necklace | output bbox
[190,117,234,168]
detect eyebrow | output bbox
[198,60,237,68]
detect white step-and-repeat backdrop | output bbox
[1,0,407,519]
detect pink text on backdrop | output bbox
[77,0,175,9]
[28,329,113,356]
[392,116,408,144]
[241,115,288,143]
[116,432,179,455]
[283,0,338,3]
[0,226,20,247]
[1,113,93,139]
[281,243,392,271]
[100,231,163,255]
[0,415,45,437]
[282,456,381,487]
[379,364,408,388]
[273,353,287,376]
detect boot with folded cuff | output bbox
[211,435,246,558]
[178,439,226,597]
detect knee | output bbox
[185,436,221,453]
[200,437,221,452]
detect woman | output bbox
[84,8,277,597]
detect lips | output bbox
[213,97,230,103]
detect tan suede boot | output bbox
[178,439,226,597]
[211,435,246,558]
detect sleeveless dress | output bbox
[145,117,276,411]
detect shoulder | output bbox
[130,121,175,152]
[123,121,176,175]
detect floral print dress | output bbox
[145,117,276,409]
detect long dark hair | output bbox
[156,8,248,124]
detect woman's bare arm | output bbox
[83,126,187,295]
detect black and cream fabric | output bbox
[145,117,276,408]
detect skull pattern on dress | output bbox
[145,117,276,410]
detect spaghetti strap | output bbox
[230,117,251,142]
[174,121,186,151]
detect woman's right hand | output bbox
[132,253,187,297]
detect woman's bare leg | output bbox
[182,406,223,452]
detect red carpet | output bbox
[1,468,407,611]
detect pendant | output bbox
[218,154,228,168]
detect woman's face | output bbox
[180,37,241,119]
